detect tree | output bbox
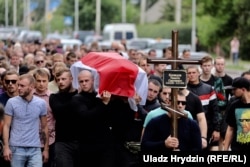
[0,0,24,27]
[196,0,250,59]
[56,0,139,31]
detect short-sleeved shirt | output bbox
[5,96,47,147]
[185,91,204,120]
[34,90,55,146]
[226,99,250,151]
[143,107,193,128]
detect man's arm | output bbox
[210,93,221,142]
[223,125,234,151]
[196,112,208,148]
[3,115,12,161]
[190,120,202,151]
[40,115,49,162]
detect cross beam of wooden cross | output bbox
[147,30,201,139]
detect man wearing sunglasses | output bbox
[141,90,202,152]
[224,77,250,151]
[0,70,19,106]
[141,87,193,138]
[3,74,49,166]
[34,54,46,68]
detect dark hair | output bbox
[241,70,250,77]
[200,55,213,65]
[148,49,156,54]
[182,49,190,55]
[0,71,6,82]
[66,52,77,61]
[162,46,172,54]
[148,78,162,91]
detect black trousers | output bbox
[54,141,79,167]
[77,148,115,167]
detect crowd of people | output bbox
[0,37,249,167]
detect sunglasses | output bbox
[36,60,44,64]
[5,80,17,85]
[239,119,250,122]
[177,101,186,105]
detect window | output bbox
[126,32,134,40]
[114,32,123,40]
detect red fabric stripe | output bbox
[199,91,216,100]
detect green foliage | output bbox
[0,0,24,26]
[161,2,175,21]
[196,0,250,60]
[126,3,140,23]
[50,15,65,33]
[137,22,192,44]
[56,0,139,31]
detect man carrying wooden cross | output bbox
[142,30,204,151]
[141,90,202,152]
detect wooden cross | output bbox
[147,30,201,139]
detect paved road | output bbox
[225,69,243,79]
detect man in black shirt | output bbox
[224,77,250,151]
[0,70,19,106]
[49,67,78,167]
[181,88,208,149]
[71,70,114,167]
[213,56,233,150]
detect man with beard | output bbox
[141,87,193,137]
[141,91,202,152]
[3,74,49,167]
[49,67,78,167]
[0,70,19,106]
[0,70,17,167]
[71,70,114,167]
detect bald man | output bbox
[71,70,114,167]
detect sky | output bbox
[30,0,61,12]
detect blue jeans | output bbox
[10,146,42,167]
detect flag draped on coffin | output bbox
[82,52,138,97]
[70,52,148,108]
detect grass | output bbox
[225,58,250,71]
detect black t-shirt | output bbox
[226,99,250,151]
[185,91,204,120]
